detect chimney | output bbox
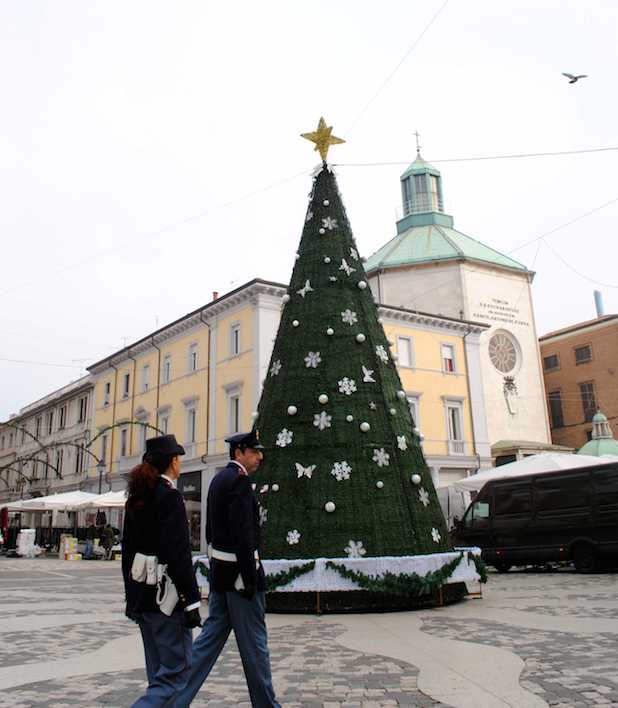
[212,291,219,301]
[594,290,605,317]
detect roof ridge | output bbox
[433,223,464,258]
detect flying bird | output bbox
[562,72,588,84]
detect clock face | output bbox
[489,332,518,373]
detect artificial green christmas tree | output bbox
[252,119,475,611]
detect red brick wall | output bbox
[540,321,618,450]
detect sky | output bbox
[1,0,617,419]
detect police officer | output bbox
[174,431,280,708]
[122,434,203,708]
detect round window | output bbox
[488,331,518,373]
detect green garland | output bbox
[325,554,464,597]
[193,559,316,592]
[470,553,488,583]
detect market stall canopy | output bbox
[76,490,127,508]
[453,453,618,492]
[7,491,99,512]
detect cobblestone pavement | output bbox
[2,559,618,707]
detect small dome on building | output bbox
[577,410,618,457]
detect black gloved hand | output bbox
[238,584,256,601]
[183,608,203,628]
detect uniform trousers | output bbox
[173,589,280,708]
[131,609,193,708]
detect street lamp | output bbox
[96,461,106,495]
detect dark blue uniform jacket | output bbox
[122,476,200,614]
[206,462,266,592]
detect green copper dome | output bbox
[365,223,530,273]
[366,151,530,275]
[577,410,618,457]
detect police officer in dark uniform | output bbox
[122,434,203,708]
[174,431,280,708]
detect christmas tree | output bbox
[253,119,466,610]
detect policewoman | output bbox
[122,434,203,707]
[175,431,280,708]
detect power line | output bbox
[345,0,451,135]
[508,194,618,253]
[335,145,618,167]
[541,238,618,289]
[0,357,84,369]
[0,167,311,298]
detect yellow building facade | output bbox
[85,279,490,550]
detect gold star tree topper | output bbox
[301,117,345,162]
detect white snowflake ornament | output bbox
[322,216,338,230]
[431,528,442,544]
[339,258,356,277]
[313,411,332,431]
[338,377,357,395]
[397,435,408,451]
[297,279,314,298]
[375,345,389,363]
[344,540,366,558]
[270,360,282,377]
[287,530,301,545]
[419,488,430,507]
[296,463,316,479]
[276,429,293,447]
[350,247,359,261]
[372,448,390,467]
[331,461,352,481]
[304,351,322,368]
[369,401,377,410]
[341,309,358,326]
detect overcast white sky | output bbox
[1,0,617,419]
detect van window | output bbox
[536,473,590,511]
[494,486,532,515]
[464,500,490,528]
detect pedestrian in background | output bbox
[102,523,115,560]
[174,431,280,708]
[84,522,96,560]
[122,434,203,708]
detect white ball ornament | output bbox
[272,483,280,492]
[391,353,399,362]
[319,228,326,234]
[323,199,330,206]
[287,405,298,416]
[346,414,354,422]
[324,501,336,513]
[377,317,384,324]
[292,320,300,327]
[397,390,406,400]
[411,474,421,485]
[295,253,300,260]
[376,481,384,489]
[358,281,367,290]
[251,411,259,420]
[318,394,329,405]
[326,327,334,335]
[282,294,290,304]
[360,421,371,433]
[389,408,397,416]
[324,256,331,263]
[419,433,425,441]
[356,333,366,343]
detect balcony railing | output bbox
[448,440,466,456]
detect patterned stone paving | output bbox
[3,559,618,706]
[421,616,618,707]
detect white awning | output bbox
[75,490,127,508]
[7,491,99,512]
[453,453,618,492]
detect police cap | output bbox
[224,431,264,451]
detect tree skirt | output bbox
[194,548,481,593]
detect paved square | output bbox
[1,558,618,707]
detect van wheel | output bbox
[572,544,598,573]
[494,562,512,573]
